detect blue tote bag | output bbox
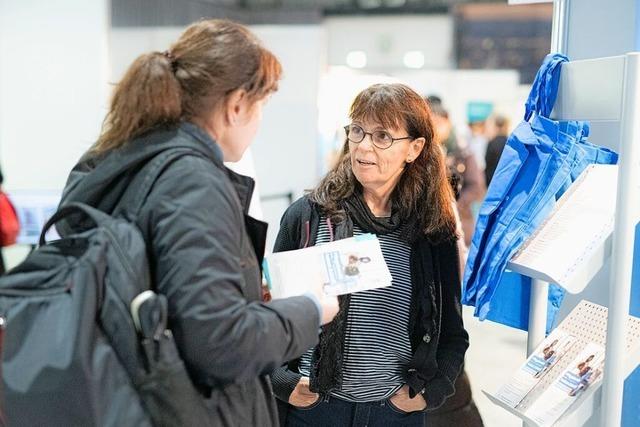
[462,54,618,331]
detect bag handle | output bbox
[126,148,197,218]
[525,53,569,121]
[39,202,111,246]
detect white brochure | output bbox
[508,164,617,293]
[524,343,605,427]
[264,234,392,299]
[495,329,577,408]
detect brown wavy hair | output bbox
[310,83,457,240]
[93,19,282,153]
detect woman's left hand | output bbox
[389,385,427,413]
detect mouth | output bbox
[356,159,376,166]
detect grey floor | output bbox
[463,305,528,427]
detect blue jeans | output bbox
[286,394,426,427]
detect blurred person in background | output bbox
[271,83,468,427]
[484,115,510,186]
[466,120,488,172]
[464,101,492,173]
[58,19,338,426]
[427,98,485,427]
[430,101,485,247]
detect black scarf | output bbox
[310,192,419,393]
[342,192,419,242]
[342,192,400,234]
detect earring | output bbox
[406,158,413,163]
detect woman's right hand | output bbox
[318,293,339,325]
[289,377,320,408]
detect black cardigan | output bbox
[270,196,469,411]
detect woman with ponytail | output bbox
[58,19,338,426]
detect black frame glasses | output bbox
[344,124,413,150]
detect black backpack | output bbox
[0,150,214,427]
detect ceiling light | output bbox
[346,51,367,69]
[403,51,425,69]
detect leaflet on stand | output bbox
[508,164,617,293]
[485,300,640,427]
[523,343,605,427]
[491,330,605,425]
[263,234,392,299]
[494,329,577,407]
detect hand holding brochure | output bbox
[264,234,392,299]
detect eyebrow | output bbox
[352,121,390,132]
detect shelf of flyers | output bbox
[507,164,618,294]
[483,300,640,427]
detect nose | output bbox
[358,133,376,151]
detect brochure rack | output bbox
[484,301,640,426]
[501,3,640,426]
[500,50,640,427]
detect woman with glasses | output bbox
[271,83,469,426]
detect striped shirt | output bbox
[298,219,413,402]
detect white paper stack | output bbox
[508,164,618,293]
[263,234,392,299]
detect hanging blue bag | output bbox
[462,54,618,331]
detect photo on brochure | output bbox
[322,249,380,295]
[524,342,605,427]
[524,331,576,380]
[494,329,576,408]
[555,344,604,398]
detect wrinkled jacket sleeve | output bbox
[424,237,469,410]
[269,199,307,402]
[145,157,320,387]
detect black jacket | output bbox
[58,123,321,427]
[484,135,508,186]
[270,197,469,411]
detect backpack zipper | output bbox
[0,286,69,297]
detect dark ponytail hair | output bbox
[93,19,282,153]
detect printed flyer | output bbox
[264,234,392,298]
[495,329,576,407]
[524,343,605,427]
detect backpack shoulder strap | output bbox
[117,147,203,220]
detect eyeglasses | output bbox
[344,124,413,150]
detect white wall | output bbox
[565,0,637,61]
[325,14,454,71]
[0,0,110,268]
[110,25,324,249]
[0,0,110,191]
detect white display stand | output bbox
[509,165,617,294]
[500,51,640,427]
[484,301,640,427]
